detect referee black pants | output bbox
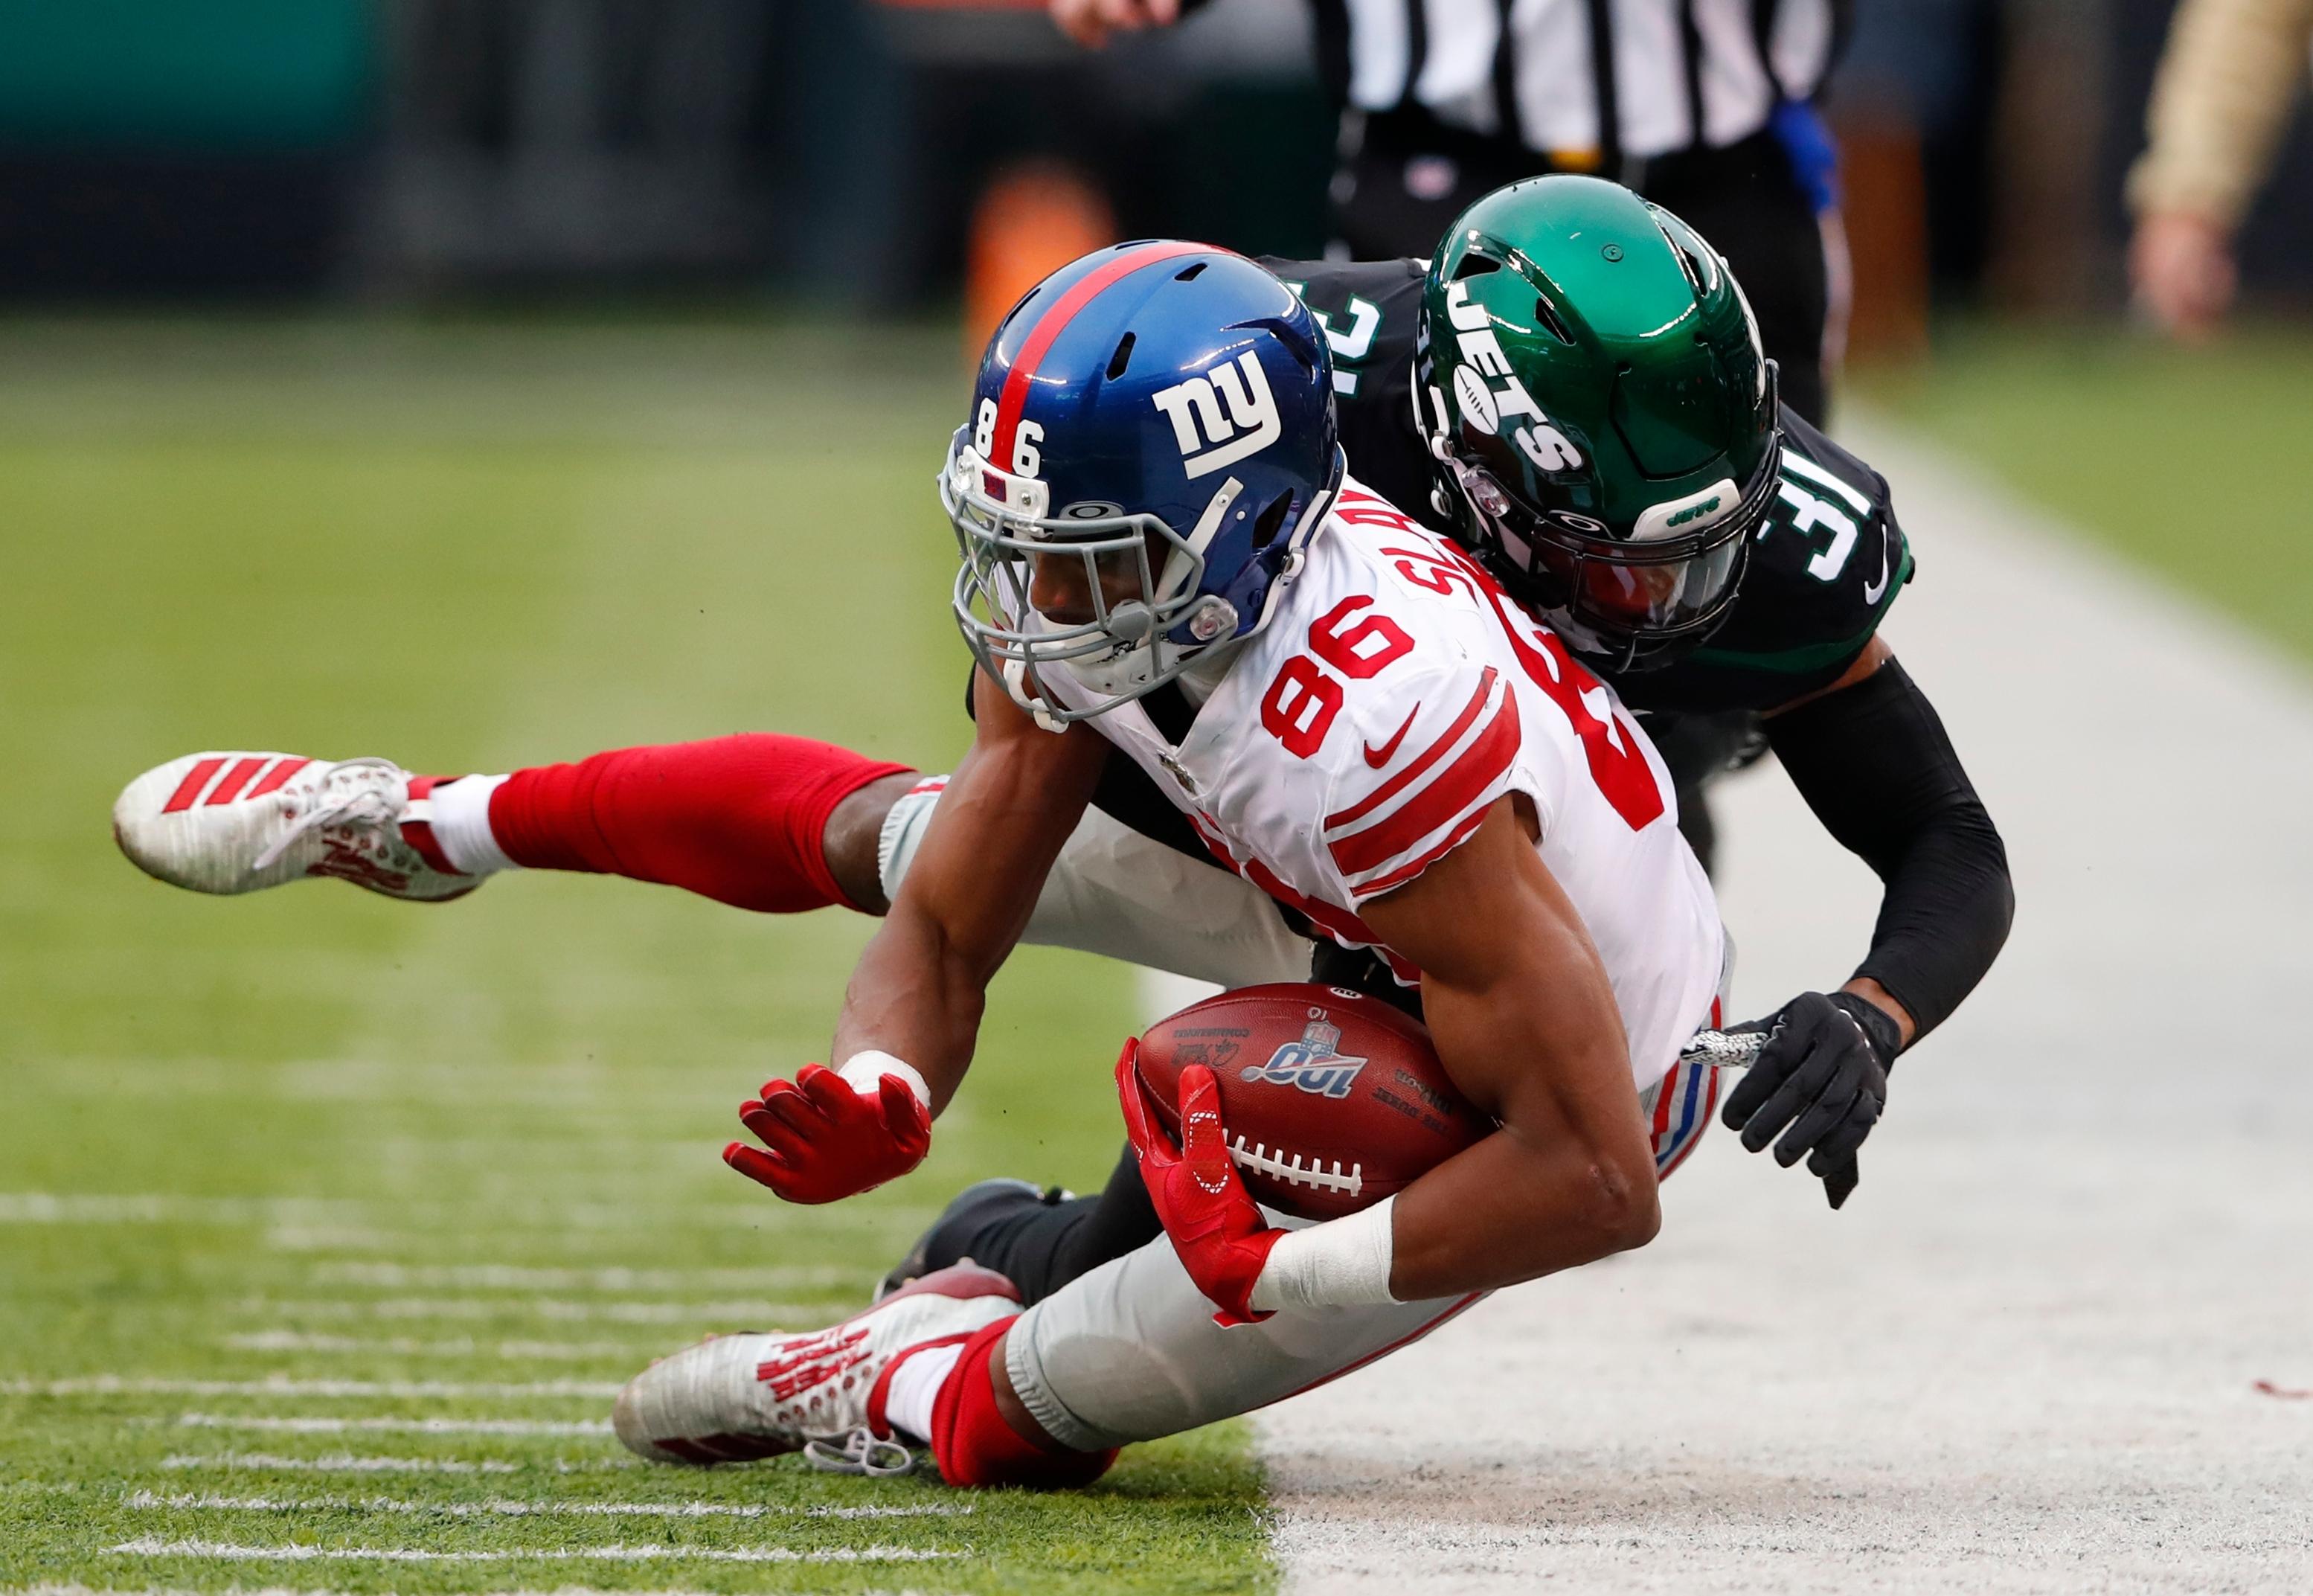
[1330,121,1830,426]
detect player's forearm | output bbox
[1769,657,2014,1042]
[1387,1121,1660,1298]
[832,907,994,1115]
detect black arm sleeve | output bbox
[1762,658,2014,1042]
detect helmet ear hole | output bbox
[1250,492,1294,550]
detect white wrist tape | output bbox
[1248,1196,1399,1313]
[837,1050,931,1111]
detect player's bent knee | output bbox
[928,1318,1119,1490]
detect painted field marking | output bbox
[161,1454,520,1475]
[223,1331,650,1359]
[129,1491,969,1519]
[176,1414,612,1436]
[106,1538,960,1563]
[312,1262,869,1292]
[0,1190,924,1234]
[7,1377,617,1399]
[31,1588,749,1596]
[240,1298,827,1324]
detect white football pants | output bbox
[877,778,1311,990]
[879,775,1730,1452]
[1010,1041,1723,1450]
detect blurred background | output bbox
[3,0,2308,318]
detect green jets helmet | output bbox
[1414,175,1782,670]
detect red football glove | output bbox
[724,1063,931,1205]
[1115,1038,1283,1327]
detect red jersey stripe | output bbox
[204,757,272,806]
[1347,803,1493,901]
[1324,667,1496,831]
[245,757,310,798]
[161,757,227,813]
[1328,688,1521,879]
[991,240,1213,467]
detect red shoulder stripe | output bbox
[992,241,1213,468]
[1327,687,1521,878]
[1324,667,1496,831]
[1349,804,1494,900]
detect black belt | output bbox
[1353,109,1786,198]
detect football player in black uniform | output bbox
[888,176,2012,1300]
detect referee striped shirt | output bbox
[1318,0,1845,163]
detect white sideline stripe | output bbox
[106,1538,959,1564]
[129,1491,969,1520]
[223,1331,649,1359]
[26,1589,966,1596]
[0,1190,922,1234]
[178,1414,612,1436]
[241,1297,824,1324]
[8,1376,617,1399]
[161,1453,520,1475]
[25,1588,961,1596]
[312,1262,866,1292]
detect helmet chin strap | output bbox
[1001,657,1067,734]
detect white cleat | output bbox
[612,1263,1019,1473]
[112,752,479,902]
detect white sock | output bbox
[882,1342,965,1443]
[426,773,518,876]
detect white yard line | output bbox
[126,1490,969,1519]
[31,1588,760,1596]
[221,1331,649,1359]
[1248,414,2313,1593]
[0,1190,913,1234]
[309,1262,867,1292]
[8,1377,616,1399]
[176,1414,612,1436]
[161,1453,521,1475]
[237,1297,824,1324]
[105,1538,960,1563]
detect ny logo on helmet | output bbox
[1152,350,1281,480]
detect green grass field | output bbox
[1856,320,2313,661]
[0,321,1272,1594]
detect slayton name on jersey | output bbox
[1027,478,1726,1090]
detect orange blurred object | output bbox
[963,161,1118,364]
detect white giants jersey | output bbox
[1032,479,1725,1092]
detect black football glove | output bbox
[1720,990,1902,1210]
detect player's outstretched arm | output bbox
[724,670,1109,1204]
[1361,795,1664,1299]
[1722,638,2014,1208]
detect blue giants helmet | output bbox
[943,241,1344,722]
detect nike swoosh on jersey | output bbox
[1861,539,1892,604]
[1362,705,1421,768]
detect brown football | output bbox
[1132,982,1493,1221]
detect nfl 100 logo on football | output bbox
[1240,1010,1367,1100]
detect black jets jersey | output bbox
[1260,255,1914,714]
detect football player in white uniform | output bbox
[606,243,1736,1486]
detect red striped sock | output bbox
[482,735,913,913]
[927,1316,1116,1490]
